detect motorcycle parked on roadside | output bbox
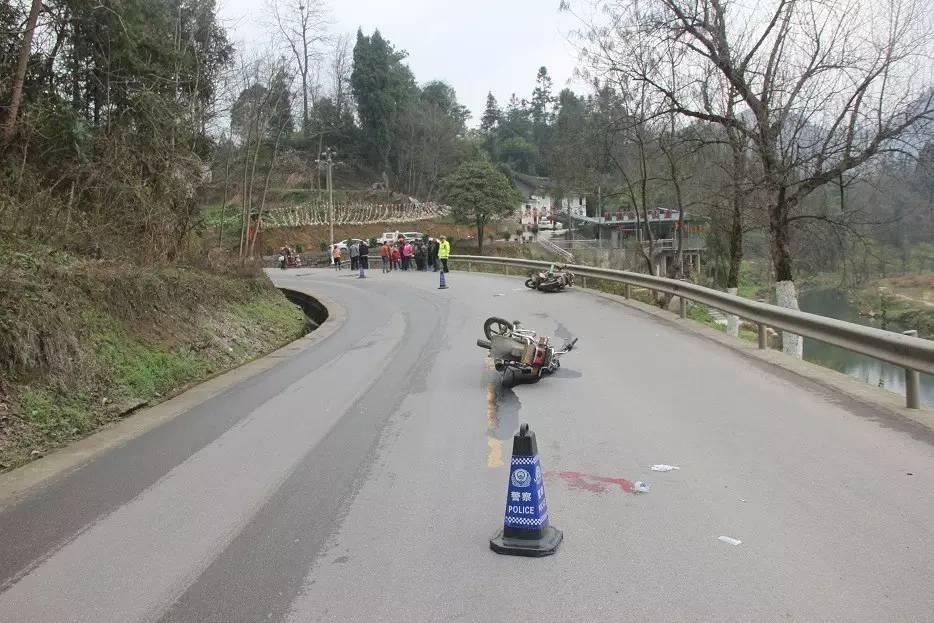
[476,317,578,386]
[278,250,302,269]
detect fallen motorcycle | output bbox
[525,265,574,292]
[476,317,578,386]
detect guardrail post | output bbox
[467,261,472,272]
[581,276,587,288]
[679,297,687,319]
[758,323,768,350]
[903,330,921,409]
[624,284,631,299]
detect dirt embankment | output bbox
[0,243,308,470]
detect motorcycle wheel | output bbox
[524,279,536,289]
[483,317,514,340]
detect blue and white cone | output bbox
[490,423,562,557]
[438,270,448,289]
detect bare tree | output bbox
[268,0,327,137]
[329,33,353,118]
[578,0,934,355]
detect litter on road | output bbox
[651,464,680,472]
[634,481,650,493]
[718,536,742,546]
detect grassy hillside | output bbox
[0,242,307,470]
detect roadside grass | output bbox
[0,242,307,471]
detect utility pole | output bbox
[318,147,337,263]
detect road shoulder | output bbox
[0,288,345,508]
[583,287,934,436]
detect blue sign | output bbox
[504,455,549,530]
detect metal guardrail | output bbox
[450,255,934,409]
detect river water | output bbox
[798,288,934,406]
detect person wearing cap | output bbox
[438,235,451,273]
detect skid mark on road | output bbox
[486,382,504,468]
[548,471,635,494]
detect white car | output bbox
[334,238,365,252]
[378,231,425,244]
[378,231,402,244]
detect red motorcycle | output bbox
[476,317,577,386]
[278,250,302,269]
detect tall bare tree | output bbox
[268,0,327,137]
[329,33,352,118]
[577,0,934,356]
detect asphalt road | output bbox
[1,267,933,622]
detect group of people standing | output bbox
[329,236,450,274]
[378,236,450,273]
[331,239,370,271]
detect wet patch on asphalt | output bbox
[547,471,636,494]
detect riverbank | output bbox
[853,275,934,338]
[731,259,934,337]
[0,242,308,470]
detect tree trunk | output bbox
[768,187,794,282]
[726,210,743,289]
[219,140,232,247]
[768,186,803,357]
[301,13,309,137]
[301,69,309,139]
[238,128,254,262]
[477,220,485,255]
[2,0,42,143]
[249,124,286,258]
[724,125,746,289]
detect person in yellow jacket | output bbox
[438,235,451,273]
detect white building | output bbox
[512,173,585,226]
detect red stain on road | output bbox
[548,471,635,494]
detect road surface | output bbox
[1,268,933,622]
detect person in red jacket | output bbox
[402,241,413,271]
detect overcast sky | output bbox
[218,0,584,126]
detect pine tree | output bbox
[480,93,501,133]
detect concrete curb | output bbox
[0,287,346,507]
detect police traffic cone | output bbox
[358,263,366,279]
[490,423,562,557]
[438,269,448,289]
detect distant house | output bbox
[575,208,709,276]
[511,173,585,226]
